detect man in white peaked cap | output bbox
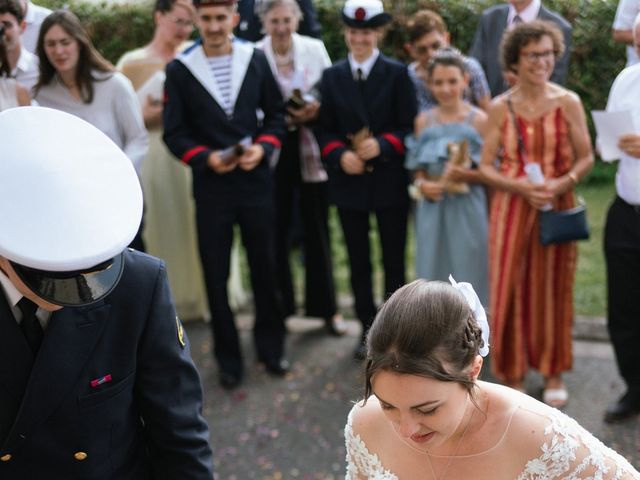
[0,107,214,478]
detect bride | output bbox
[345,279,639,479]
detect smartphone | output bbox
[219,136,252,166]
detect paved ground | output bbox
[185,315,640,479]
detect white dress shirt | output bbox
[508,0,541,28]
[605,62,640,205]
[0,269,51,329]
[612,0,640,67]
[22,1,53,54]
[12,47,39,92]
[348,48,380,80]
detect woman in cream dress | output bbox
[117,0,212,320]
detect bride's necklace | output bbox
[425,406,475,480]
[393,395,476,480]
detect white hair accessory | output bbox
[449,275,490,357]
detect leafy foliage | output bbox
[38,0,625,182]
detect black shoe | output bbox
[219,371,242,390]
[264,358,290,377]
[353,342,366,361]
[604,392,640,423]
[325,314,348,336]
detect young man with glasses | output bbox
[405,9,490,111]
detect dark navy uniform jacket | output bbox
[0,250,214,479]
[315,55,417,211]
[163,39,285,208]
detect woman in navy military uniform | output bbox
[315,0,417,359]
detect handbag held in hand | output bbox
[539,200,590,245]
[507,97,590,246]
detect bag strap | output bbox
[507,96,530,164]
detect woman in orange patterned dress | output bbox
[478,21,593,408]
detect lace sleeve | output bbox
[344,404,398,480]
[517,408,640,480]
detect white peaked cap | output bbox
[0,107,143,271]
[342,0,390,28]
[343,0,384,19]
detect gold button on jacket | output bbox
[74,452,88,461]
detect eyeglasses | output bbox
[521,49,555,63]
[413,41,443,56]
[166,15,193,29]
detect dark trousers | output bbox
[605,196,640,395]
[337,206,408,334]
[196,200,285,376]
[275,131,337,318]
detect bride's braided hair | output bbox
[364,280,485,401]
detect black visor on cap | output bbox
[10,252,124,307]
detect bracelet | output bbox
[567,171,579,185]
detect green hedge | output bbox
[38,0,624,182]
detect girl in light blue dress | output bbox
[405,48,490,304]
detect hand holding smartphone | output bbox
[219,136,252,166]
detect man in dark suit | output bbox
[0,107,214,478]
[469,0,572,97]
[235,0,321,41]
[163,0,288,390]
[315,0,416,359]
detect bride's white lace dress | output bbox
[345,403,639,479]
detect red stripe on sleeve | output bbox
[321,141,346,157]
[255,135,282,149]
[381,133,405,155]
[181,146,208,164]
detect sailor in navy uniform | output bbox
[0,107,214,479]
[163,0,288,390]
[315,0,417,359]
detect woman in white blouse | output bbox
[33,10,148,248]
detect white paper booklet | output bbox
[591,109,637,161]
